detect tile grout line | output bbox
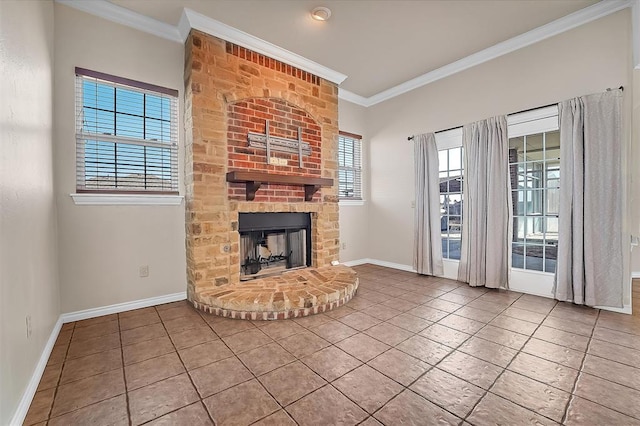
[117,312,133,426]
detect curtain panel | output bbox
[413,133,444,276]
[553,89,624,307]
[458,116,512,288]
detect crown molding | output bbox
[364,0,633,107]
[56,0,182,42]
[180,8,348,85]
[338,88,370,107]
[57,0,633,106]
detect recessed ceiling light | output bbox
[311,6,331,21]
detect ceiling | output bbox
[111,0,598,98]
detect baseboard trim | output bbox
[596,304,632,314]
[11,291,187,425]
[632,271,640,279]
[341,258,370,267]
[10,317,63,426]
[60,292,187,323]
[365,258,417,273]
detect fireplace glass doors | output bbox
[238,213,311,280]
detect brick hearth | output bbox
[184,30,344,317]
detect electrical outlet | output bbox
[341,242,347,250]
[26,315,32,338]
[411,200,416,208]
[139,265,149,277]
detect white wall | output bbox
[338,99,369,263]
[0,1,60,423]
[54,4,187,313]
[365,11,634,303]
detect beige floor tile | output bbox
[124,352,185,391]
[592,326,640,351]
[542,316,594,337]
[23,388,55,425]
[533,325,590,352]
[364,322,413,346]
[508,352,578,393]
[286,385,368,426]
[454,306,498,323]
[410,367,484,418]
[122,335,175,365]
[66,331,121,359]
[502,306,547,324]
[338,312,381,331]
[259,361,326,406]
[491,370,570,422]
[310,320,358,343]
[367,348,430,386]
[588,338,640,367]
[71,320,119,342]
[121,323,167,347]
[380,297,419,312]
[209,318,256,337]
[474,325,528,350]
[146,402,213,425]
[51,369,125,417]
[189,356,253,398]
[293,313,332,328]
[222,328,273,354]
[574,373,640,419]
[489,314,538,335]
[168,324,218,350]
[336,333,391,362]
[178,339,234,370]
[48,395,128,426]
[203,380,280,425]
[277,330,330,358]
[467,393,558,426]
[119,311,161,331]
[163,315,206,334]
[37,362,63,391]
[252,410,297,425]
[333,365,403,413]
[260,319,305,340]
[361,304,402,321]
[374,389,460,426]
[301,346,362,382]
[396,335,451,364]
[385,312,432,333]
[565,396,640,426]
[438,314,485,334]
[458,336,517,368]
[128,373,199,425]
[582,353,640,391]
[237,342,296,376]
[75,314,118,329]
[419,323,471,348]
[60,348,123,384]
[522,338,584,369]
[407,305,450,322]
[437,351,503,390]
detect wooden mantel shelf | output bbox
[226,171,333,201]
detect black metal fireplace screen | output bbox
[238,212,311,280]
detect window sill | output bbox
[339,199,365,206]
[70,193,184,206]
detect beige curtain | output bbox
[553,89,624,307]
[458,116,512,288]
[413,133,443,276]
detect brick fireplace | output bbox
[184,30,355,318]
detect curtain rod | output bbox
[407,86,623,141]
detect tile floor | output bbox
[25,266,640,425]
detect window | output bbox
[438,146,464,260]
[338,131,362,199]
[508,127,559,273]
[75,68,178,194]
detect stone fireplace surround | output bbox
[184,30,357,318]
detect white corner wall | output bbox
[53,4,187,313]
[365,10,634,303]
[338,99,369,263]
[0,1,60,423]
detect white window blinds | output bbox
[338,132,363,199]
[75,68,179,194]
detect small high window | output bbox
[75,68,179,194]
[338,131,363,200]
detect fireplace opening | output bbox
[239,213,311,280]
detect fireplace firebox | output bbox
[238,212,312,280]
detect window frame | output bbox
[72,68,182,205]
[338,131,363,203]
[436,127,464,261]
[507,105,560,275]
